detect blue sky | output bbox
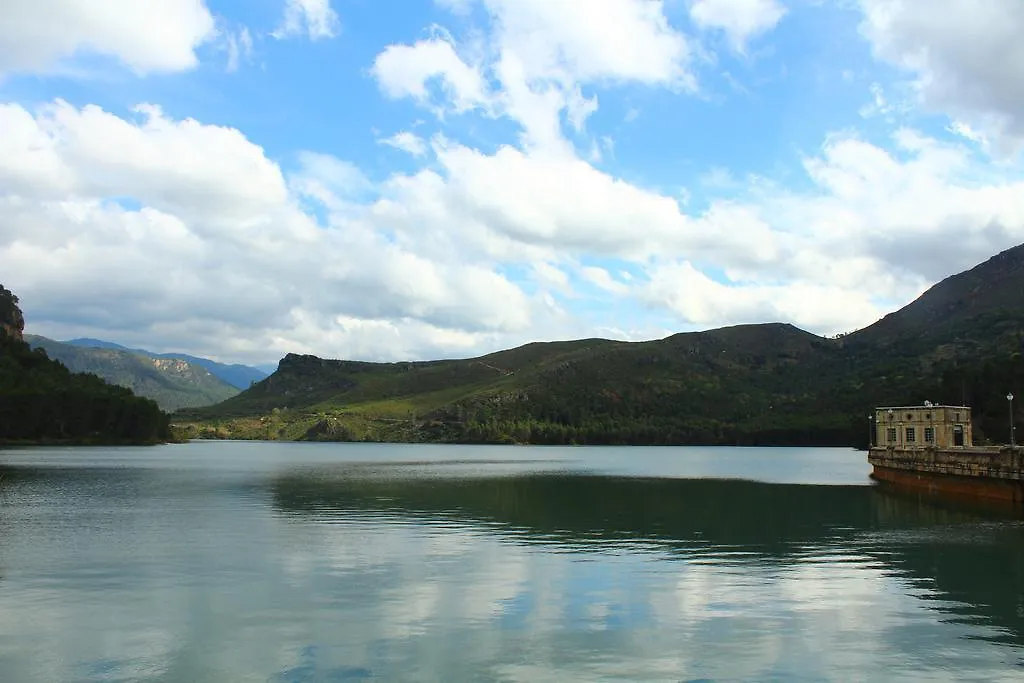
[2,0,1023,364]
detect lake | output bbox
[0,442,1022,682]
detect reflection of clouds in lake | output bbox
[266,515,1020,681]
[1,455,1023,681]
[0,585,181,681]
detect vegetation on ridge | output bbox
[27,335,240,411]
[177,244,1024,447]
[63,337,268,390]
[0,286,170,445]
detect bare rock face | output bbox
[0,285,25,341]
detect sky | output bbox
[2,0,1024,366]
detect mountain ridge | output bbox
[62,338,268,389]
[177,243,1024,446]
[27,335,240,412]
[849,243,1024,353]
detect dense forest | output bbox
[178,244,1024,448]
[0,285,170,445]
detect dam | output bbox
[868,403,1024,504]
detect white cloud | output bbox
[9,0,1024,362]
[485,0,694,151]
[580,266,629,295]
[0,100,289,220]
[405,142,689,259]
[380,0,693,154]
[0,100,536,364]
[290,151,374,214]
[379,132,429,157]
[9,87,1024,358]
[373,122,1024,336]
[858,0,1024,155]
[641,260,880,331]
[946,121,988,150]
[372,37,490,113]
[273,0,340,40]
[481,0,692,86]
[531,261,571,293]
[0,0,216,76]
[225,27,253,73]
[689,0,787,52]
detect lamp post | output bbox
[1009,393,1016,448]
[867,414,873,449]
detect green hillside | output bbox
[64,338,268,390]
[0,285,169,445]
[26,336,240,412]
[176,244,1024,447]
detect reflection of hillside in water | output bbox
[272,469,1024,647]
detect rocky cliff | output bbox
[0,284,25,341]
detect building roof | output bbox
[875,405,970,410]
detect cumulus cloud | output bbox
[641,261,881,332]
[273,0,340,40]
[858,0,1024,155]
[0,0,216,76]
[372,36,490,114]
[689,0,787,52]
[379,132,429,157]
[0,100,536,364]
[580,266,630,295]
[481,0,692,86]
[369,124,1024,337]
[6,0,1024,364]
[378,0,693,153]
[6,85,1024,362]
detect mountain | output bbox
[0,285,25,341]
[177,323,853,444]
[177,243,1024,447]
[848,245,1024,353]
[27,336,240,412]
[64,338,268,389]
[0,286,168,445]
[64,337,130,351]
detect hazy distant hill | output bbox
[64,338,268,389]
[177,243,1024,447]
[27,336,239,412]
[1,286,168,444]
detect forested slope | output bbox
[177,244,1024,447]
[0,285,169,445]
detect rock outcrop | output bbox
[0,285,25,341]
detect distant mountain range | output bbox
[26,336,245,412]
[62,338,269,390]
[177,243,1024,447]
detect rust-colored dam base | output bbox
[868,446,1024,507]
[871,465,1024,505]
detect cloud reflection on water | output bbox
[0,445,1022,681]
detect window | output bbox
[906,427,916,443]
[887,427,897,443]
[924,427,935,443]
[955,412,960,422]
[906,413,913,421]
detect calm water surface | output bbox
[0,442,1022,681]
